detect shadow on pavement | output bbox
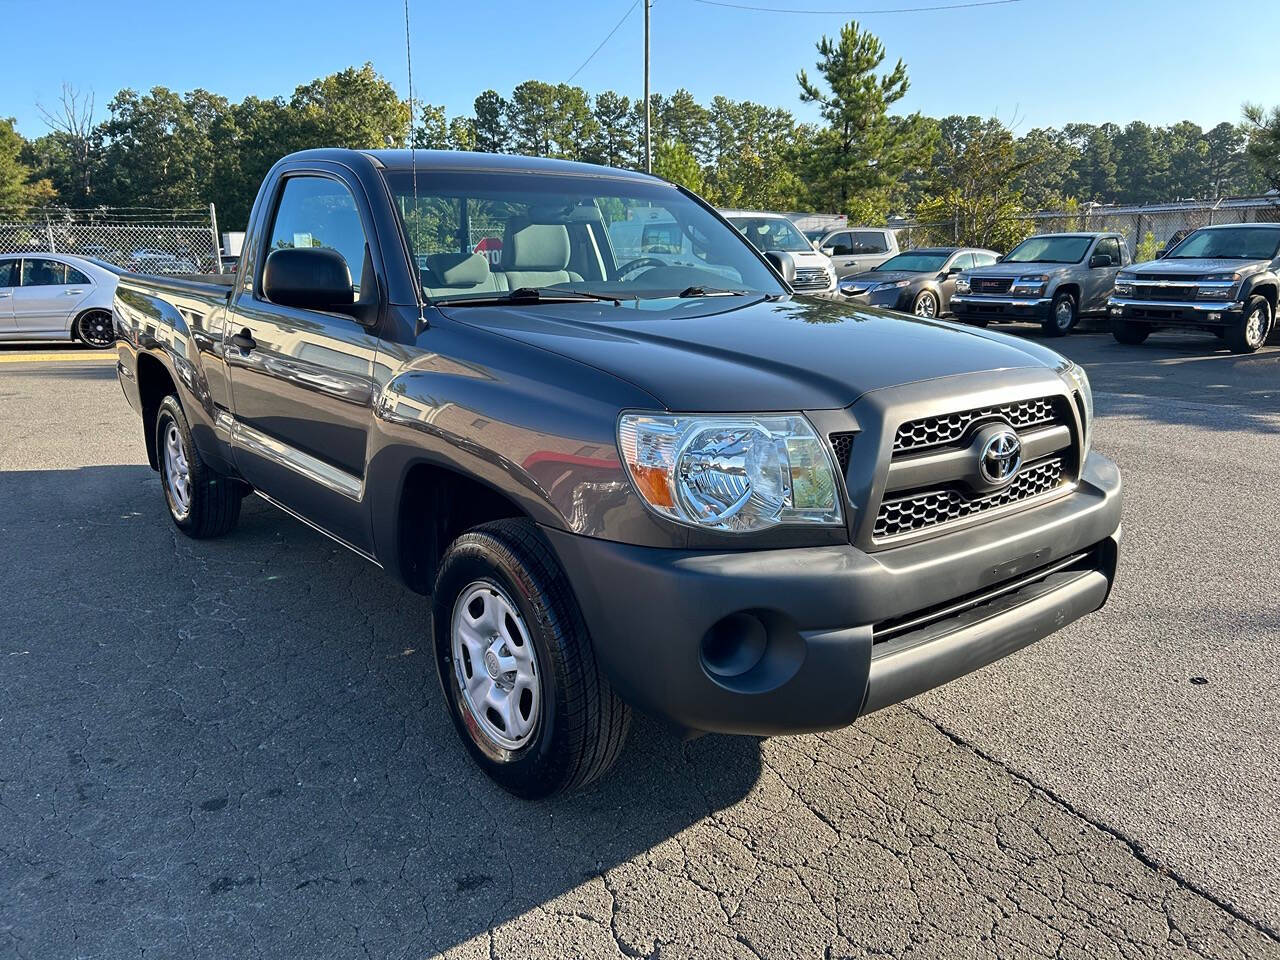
[0,465,762,958]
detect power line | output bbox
[568,0,644,83]
[691,0,1019,14]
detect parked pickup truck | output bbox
[1109,223,1280,353]
[951,232,1129,337]
[818,226,901,279]
[112,149,1122,798]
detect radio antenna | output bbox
[404,0,425,324]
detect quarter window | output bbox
[266,175,370,294]
[66,266,91,285]
[973,252,999,267]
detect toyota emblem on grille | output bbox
[979,429,1022,484]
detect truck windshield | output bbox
[381,170,784,303]
[727,217,813,254]
[1166,227,1280,260]
[1003,236,1092,264]
[875,252,948,272]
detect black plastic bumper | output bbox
[544,454,1122,736]
[951,295,1051,324]
[1108,298,1243,326]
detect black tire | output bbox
[964,317,990,328]
[1224,295,1272,354]
[75,309,115,348]
[1043,291,1077,337]
[1112,318,1151,345]
[155,395,242,538]
[432,518,630,798]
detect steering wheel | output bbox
[616,257,668,279]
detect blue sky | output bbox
[2,0,1278,139]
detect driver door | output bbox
[1085,237,1123,312]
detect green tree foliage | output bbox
[796,21,930,214]
[1243,102,1280,190]
[0,117,56,213]
[289,63,410,150]
[472,90,509,153]
[652,140,704,193]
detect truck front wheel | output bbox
[1111,318,1151,345]
[155,395,243,538]
[432,518,630,798]
[1224,295,1272,354]
[1043,291,1077,337]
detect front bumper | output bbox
[951,294,1051,323]
[545,452,1122,736]
[841,287,908,311]
[1108,297,1243,326]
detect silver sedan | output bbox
[0,253,121,347]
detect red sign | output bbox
[474,236,503,266]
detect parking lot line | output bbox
[0,351,117,364]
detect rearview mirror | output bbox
[263,247,358,314]
[1089,253,1113,268]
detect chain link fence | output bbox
[895,195,1280,258]
[0,206,225,274]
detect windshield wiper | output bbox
[676,285,745,298]
[434,286,627,307]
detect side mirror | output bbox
[765,250,796,283]
[263,247,357,313]
[944,266,962,277]
[1155,247,1168,259]
[1089,253,1113,268]
[820,246,835,256]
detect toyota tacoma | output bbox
[112,149,1122,798]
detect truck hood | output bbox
[439,295,1062,412]
[1130,257,1266,277]
[967,262,1078,278]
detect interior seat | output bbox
[422,252,508,301]
[501,220,582,289]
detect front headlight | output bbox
[1196,272,1241,301]
[1011,274,1049,295]
[1113,272,1135,296]
[618,413,843,532]
[955,276,971,294]
[875,279,910,291]
[1060,362,1093,458]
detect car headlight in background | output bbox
[1011,274,1049,296]
[1113,272,1135,296]
[874,279,910,291]
[1060,361,1093,459]
[618,413,843,532]
[955,276,971,294]
[1196,272,1241,301]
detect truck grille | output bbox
[894,396,1058,454]
[874,457,1066,539]
[793,268,831,291]
[1130,284,1197,302]
[828,431,855,473]
[970,277,1013,295]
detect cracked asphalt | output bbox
[1,331,1278,959]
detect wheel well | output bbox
[1054,283,1080,303]
[70,307,110,340]
[398,463,527,593]
[1251,283,1277,312]
[136,353,178,470]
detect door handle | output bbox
[0,291,11,298]
[64,289,85,295]
[229,329,257,352]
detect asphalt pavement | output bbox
[1,329,1278,959]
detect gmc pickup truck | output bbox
[951,232,1129,337]
[1109,223,1280,353]
[113,149,1122,798]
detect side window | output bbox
[0,259,18,286]
[1095,237,1120,265]
[66,266,91,285]
[849,231,889,254]
[973,252,999,267]
[21,258,68,286]
[950,253,975,271]
[827,233,852,255]
[266,175,370,293]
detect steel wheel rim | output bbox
[914,293,936,318]
[80,311,114,348]
[163,422,192,519]
[1246,306,1265,346]
[451,580,540,754]
[1054,299,1074,329]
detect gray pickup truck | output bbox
[951,232,1129,337]
[111,149,1122,798]
[1109,223,1280,353]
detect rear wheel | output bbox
[911,290,938,318]
[1224,295,1272,354]
[76,310,115,348]
[1043,291,1077,337]
[432,518,630,798]
[1111,318,1151,345]
[155,395,243,538]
